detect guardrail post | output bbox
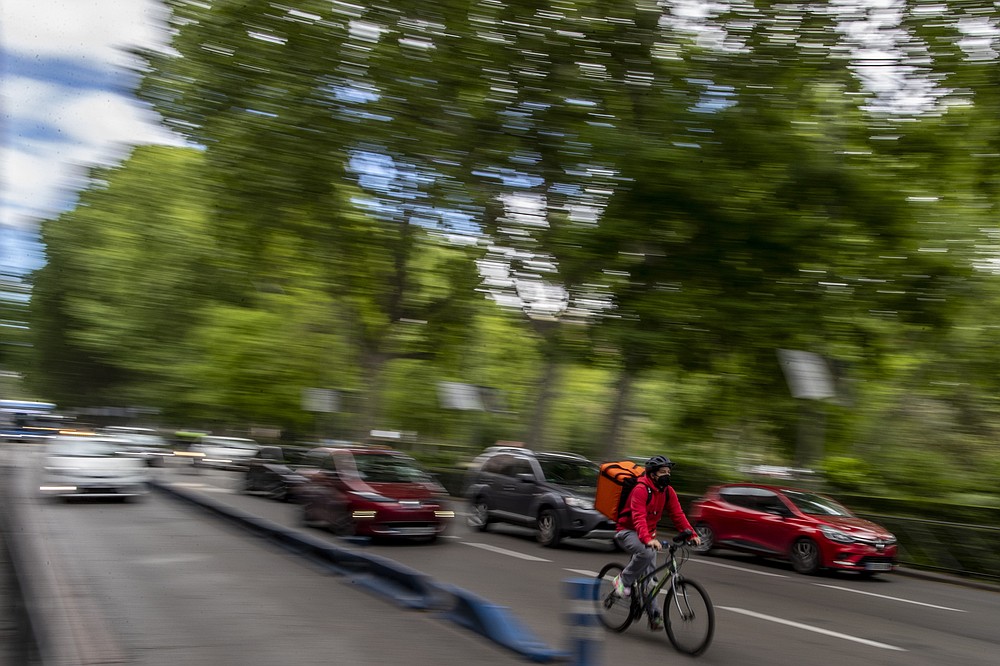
[564,577,602,666]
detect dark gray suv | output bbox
[464,446,616,547]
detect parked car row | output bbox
[35,430,899,576]
[459,445,897,577]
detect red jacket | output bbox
[616,475,693,544]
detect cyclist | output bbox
[612,455,701,630]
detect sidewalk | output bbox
[0,505,38,666]
[895,565,1000,593]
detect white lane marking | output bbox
[138,554,209,565]
[460,542,552,562]
[813,584,968,613]
[168,482,235,494]
[566,569,599,577]
[690,558,788,578]
[719,606,907,651]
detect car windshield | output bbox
[48,439,121,457]
[539,459,598,486]
[782,490,853,517]
[352,453,431,483]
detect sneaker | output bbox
[612,575,630,598]
[648,611,664,631]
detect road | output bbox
[6,446,1000,666]
[2,448,520,666]
[176,466,1000,666]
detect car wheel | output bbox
[692,523,715,554]
[330,509,355,537]
[468,499,491,531]
[301,501,321,528]
[536,509,562,548]
[790,538,821,575]
[267,480,287,502]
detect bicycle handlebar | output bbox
[664,529,695,547]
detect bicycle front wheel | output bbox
[595,563,637,632]
[663,578,715,656]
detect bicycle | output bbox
[595,530,715,656]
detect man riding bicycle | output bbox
[612,455,701,630]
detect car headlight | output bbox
[820,525,854,543]
[349,491,394,502]
[564,496,592,510]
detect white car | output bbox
[99,427,173,467]
[189,436,261,470]
[40,436,151,500]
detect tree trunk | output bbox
[357,349,387,441]
[524,347,560,450]
[600,366,635,462]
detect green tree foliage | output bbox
[138,0,482,435]
[24,0,1000,504]
[30,147,216,407]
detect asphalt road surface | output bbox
[6,446,1000,666]
[173,466,1000,666]
[3,448,521,666]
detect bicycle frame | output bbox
[632,541,687,618]
[596,531,715,656]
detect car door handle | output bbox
[502,485,516,491]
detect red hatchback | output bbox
[688,484,898,576]
[298,445,454,541]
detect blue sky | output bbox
[1,1,178,275]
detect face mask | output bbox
[654,474,671,490]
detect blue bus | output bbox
[0,399,73,441]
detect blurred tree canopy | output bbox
[18,0,1000,501]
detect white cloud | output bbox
[2,0,178,233]
[3,1,168,69]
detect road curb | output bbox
[152,480,570,662]
[894,566,1000,593]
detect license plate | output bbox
[395,526,435,536]
[866,562,892,571]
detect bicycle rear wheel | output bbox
[595,563,637,632]
[663,578,714,656]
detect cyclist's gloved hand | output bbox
[646,539,663,551]
[690,535,702,546]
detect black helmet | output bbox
[644,455,675,473]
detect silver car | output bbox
[40,436,151,500]
[189,436,261,470]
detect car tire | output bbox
[468,498,491,531]
[330,512,355,537]
[692,523,715,554]
[536,509,562,548]
[267,480,287,502]
[301,501,321,528]
[790,538,822,575]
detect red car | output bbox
[298,445,454,541]
[688,483,898,576]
